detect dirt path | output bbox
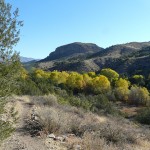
[0,96,67,150]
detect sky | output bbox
[5,0,150,59]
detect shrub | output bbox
[31,95,58,107]
[136,107,150,125]
[90,94,120,115]
[17,78,41,95]
[128,86,150,106]
[0,121,14,142]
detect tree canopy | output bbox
[0,0,23,99]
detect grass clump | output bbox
[0,121,14,142]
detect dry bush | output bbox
[31,95,58,107]
[35,104,102,136]
[82,132,119,150]
[128,86,150,106]
[26,95,150,150]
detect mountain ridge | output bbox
[40,42,104,62]
[37,41,150,76]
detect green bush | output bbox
[0,121,14,143]
[17,79,41,95]
[136,107,150,125]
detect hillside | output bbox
[37,41,150,76]
[90,41,150,58]
[1,95,150,150]
[35,42,150,75]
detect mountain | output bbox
[90,41,150,59]
[37,41,150,76]
[40,42,103,62]
[20,56,40,63]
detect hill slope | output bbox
[38,41,150,76]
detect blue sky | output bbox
[6,0,150,59]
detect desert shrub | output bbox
[128,86,150,106]
[36,106,82,134]
[33,104,100,135]
[90,94,120,115]
[136,107,150,125]
[68,96,92,111]
[96,123,136,144]
[37,107,62,133]
[31,95,58,107]
[82,132,118,150]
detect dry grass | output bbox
[23,95,150,150]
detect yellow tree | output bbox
[91,75,110,94]
[100,68,119,82]
[88,72,96,78]
[34,69,50,79]
[115,78,130,101]
[56,71,69,84]
[66,72,85,91]
[83,73,92,86]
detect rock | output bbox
[62,135,68,141]
[67,133,75,137]
[47,134,55,139]
[54,136,64,142]
[74,144,81,150]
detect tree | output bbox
[100,68,119,82]
[114,78,130,101]
[128,86,150,106]
[131,75,145,86]
[0,0,23,99]
[91,75,110,94]
[66,72,85,91]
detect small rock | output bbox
[74,144,81,150]
[68,133,75,137]
[47,133,55,139]
[62,135,68,141]
[54,136,64,142]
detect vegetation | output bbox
[136,108,150,125]
[16,69,150,114]
[24,95,150,150]
[0,0,23,143]
[0,0,23,99]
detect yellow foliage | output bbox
[115,78,130,101]
[66,72,85,90]
[100,68,119,82]
[20,68,28,79]
[91,75,110,93]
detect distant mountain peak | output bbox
[20,56,40,63]
[40,42,103,62]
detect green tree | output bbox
[131,75,145,86]
[0,0,23,99]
